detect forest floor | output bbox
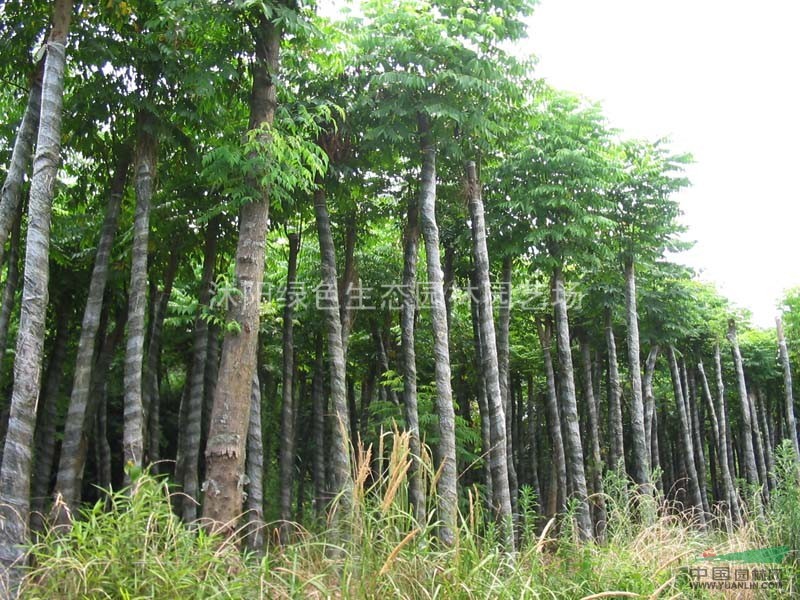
[18,439,800,599]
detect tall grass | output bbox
[20,431,798,599]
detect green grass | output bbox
[20,433,800,599]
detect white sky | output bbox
[525,0,800,328]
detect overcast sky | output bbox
[525,0,800,327]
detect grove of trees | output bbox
[0,0,798,594]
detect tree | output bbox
[0,0,73,588]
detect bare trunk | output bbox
[623,260,650,488]
[776,318,800,462]
[470,271,493,507]
[726,320,759,487]
[0,1,73,585]
[0,61,44,268]
[245,374,264,551]
[754,389,776,491]
[279,233,300,541]
[313,187,353,529]
[144,250,179,472]
[176,219,218,521]
[311,333,327,518]
[579,337,606,538]
[697,360,740,525]
[123,113,157,471]
[496,255,518,517]
[525,375,541,506]
[536,318,566,516]
[30,310,69,529]
[551,267,592,540]
[0,210,23,391]
[400,193,425,521]
[605,309,624,470]
[202,15,279,532]
[643,346,659,468]
[465,161,512,548]
[667,346,705,527]
[685,362,709,514]
[53,151,129,518]
[415,115,457,545]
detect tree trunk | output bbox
[551,267,592,540]
[776,318,799,462]
[623,259,650,488]
[415,115,457,545]
[144,250,180,472]
[579,337,606,538]
[400,193,425,521]
[643,346,659,465]
[666,346,705,527]
[313,187,353,529]
[0,61,43,269]
[465,161,512,548]
[525,374,541,506]
[53,153,128,518]
[496,255,519,517]
[697,360,740,525]
[30,309,69,530]
[726,320,759,487]
[176,218,218,522]
[0,0,73,585]
[536,318,566,516]
[245,374,264,551]
[123,113,157,472]
[311,333,327,519]
[279,232,300,542]
[95,385,112,494]
[0,209,23,394]
[605,309,624,471]
[338,217,357,358]
[754,388,776,492]
[470,270,493,508]
[202,15,280,533]
[684,362,709,515]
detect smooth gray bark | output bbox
[579,337,606,538]
[176,219,217,522]
[53,151,129,517]
[551,268,592,540]
[123,114,157,471]
[313,187,353,527]
[726,320,759,487]
[279,233,300,541]
[415,116,457,545]
[400,193,425,522]
[0,1,72,586]
[0,61,43,269]
[684,362,709,515]
[623,260,650,488]
[605,310,624,470]
[0,210,22,391]
[667,347,705,527]
[466,161,513,548]
[776,318,800,462]
[245,374,264,551]
[536,318,566,516]
[144,250,179,472]
[30,311,69,529]
[525,375,541,505]
[496,255,518,518]
[470,271,493,507]
[311,333,326,519]
[697,360,740,525]
[643,346,659,466]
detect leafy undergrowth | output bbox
[20,435,799,599]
